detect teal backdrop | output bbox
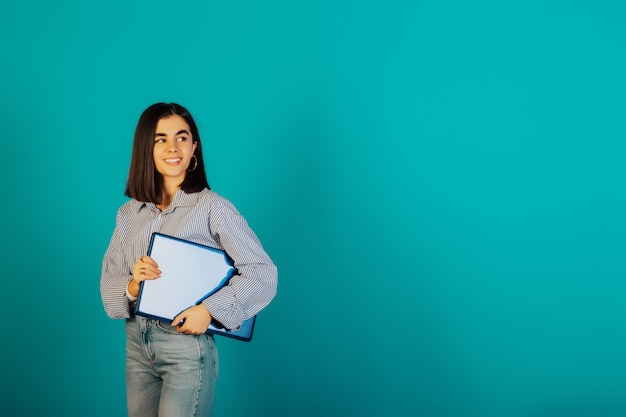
[1,1,625,416]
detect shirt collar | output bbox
[136,188,199,213]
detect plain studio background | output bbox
[1,1,625,416]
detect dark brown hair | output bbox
[125,102,210,203]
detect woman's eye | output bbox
[155,138,166,144]
[177,137,188,142]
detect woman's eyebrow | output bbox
[154,130,190,138]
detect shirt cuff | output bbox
[203,288,244,330]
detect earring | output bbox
[188,155,198,172]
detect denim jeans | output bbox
[125,316,219,417]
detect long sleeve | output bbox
[100,208,134,319]
[202,196,278,330]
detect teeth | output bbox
[165,158,181,163]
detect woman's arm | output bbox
[202,197,278,330]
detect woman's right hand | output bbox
[128,256,161,297]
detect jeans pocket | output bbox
[155,320,183,335]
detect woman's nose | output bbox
[166,141,180,151]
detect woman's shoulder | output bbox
[116,198,143,217]
[197,188,240,214]
[109,199,144,233]
[198,188,231,205]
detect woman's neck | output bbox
[158,183,180,210]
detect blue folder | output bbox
[135,232,256,342]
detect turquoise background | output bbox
[1,1,625,416]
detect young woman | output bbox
[100,102,278,417]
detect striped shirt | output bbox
[100,188,278,330]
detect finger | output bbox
[139,256,159,268]
[136,264,161,279]
[140,265,158,276]
[172,313,185,328]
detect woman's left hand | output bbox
[172,305,213,335]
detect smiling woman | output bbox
[124,103,209,208]
[99,102,278,417]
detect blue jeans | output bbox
[125,316,219,417]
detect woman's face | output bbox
[153,114,198,185]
